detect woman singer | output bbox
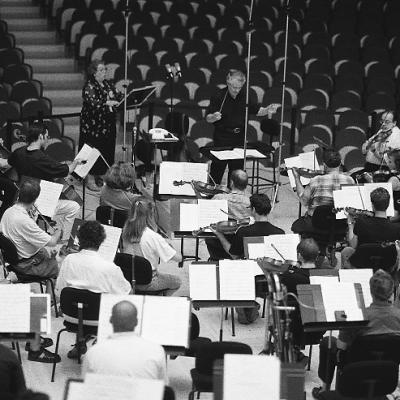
[79,60,121,191]
[122,197,182,295]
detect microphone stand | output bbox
[272,0,291,210]
[122,0,131,162]
[242,0,255,169]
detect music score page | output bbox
[0,284,30,333]
[73,144,101,179]
[36,179,63,218]
[339,269,373,307]
[98,224,121,261]
[189,264,218,300]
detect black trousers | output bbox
[318,336,339,385]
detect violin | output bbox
[280,166,325,179]
[192,217,251,236]
[333,206,374,218]
[173,180,230,196]
[255,257,299,273]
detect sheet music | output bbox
[263,234,300,261]
[141,296,190,347]
[98,224,121,261]
[198,199,228,227]
[339,269,373,307]
[189,264,218,300]
[219,260,256,300]
[232,148,267,159]
[73,144,101,179]
[247,242,265,259]
[320,282,364,322]
[97,294,144,342]
[284,152,319,188]
[67,376,164,400]
[0,284,30,333]
[158,161,208,196]
[210,150,239,160]
[223,354,280,400]
[309,276,339,285]
[179,203,199,231]
[35,179,63,218]
[333,189,351,219]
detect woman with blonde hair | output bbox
[100,162,141,211]
[122,196,182,295]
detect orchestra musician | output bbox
[205,69,278,184]
[341,187,400,269]
[362,110,400,172]
[1,180,61,364]
[312,270,400,399]
[6,124,82,242]
[291,149,354,236]
[79,60,122,191]
[100,162,142,212]
[205,169,252,260]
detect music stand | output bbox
[117,85,156,164]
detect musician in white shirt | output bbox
[362,110,400,172]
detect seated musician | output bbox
[56,220,131,358]
[6,124,83,241]
[291,149,354,236]
[385,148,400,221]
[213,193,284,259]
[1,179,61,363]
[122,196,182,296]
[341,187,400,268]
[362,110,400,172]
[100,162,142,211]
[213,193,283,324]
[206,169,251,260]
[83,300,167,381]
[312,269,400,399]
[279,238,324,362]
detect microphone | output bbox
[165,64,174,79]
[174,62,182,77]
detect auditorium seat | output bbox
[365,93,396,114]
[330,91,361,112]
[337,110,370,133]
[21,97,52,120]
[335,128,366,150]
[3,64,32,85]
[298,126,332,153]
[298,89,329,111]
[10,80,42,104]
[0,101,20,127]
[303,73,333,94]
[0,48,24,69]
[303,109,335,132]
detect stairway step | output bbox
[20,44,65,59]
[27,58,75,73]
[44,90,82,107]
[0,6,40,18]
[35,72,83,90]
[13,31,57,45]
[1,0,32,6]
[52,107,80,126]
[7,18,49,31]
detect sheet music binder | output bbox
[297,283,368,332]
[97,294,191,351]
[0,295,50,340]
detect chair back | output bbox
[163,386,175,400]
[96,205,128,228]
[114,253,153,285]
[60,287,101,324]
[195,341,252,375]
[350,243,398,271]
[0,177,18,218]
[347,334,400,364]
[0,232,19,266]
[165,111,189,139]
[337,361,398,398]
[190,312,200,341]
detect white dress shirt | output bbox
[82,331,167,382]
[365,125,400,165]
[56,249,131,296]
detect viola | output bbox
[173,180,230,196]
[333,206,374,218]
[280,166,325,179]
[192,217,251,236]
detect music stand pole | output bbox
[242,0,255,169]
[122,0,130,162]
[272,0,291,209]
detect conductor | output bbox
[206,69,278,184]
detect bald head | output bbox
[110,301,138,333]
[230,169,248,191]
